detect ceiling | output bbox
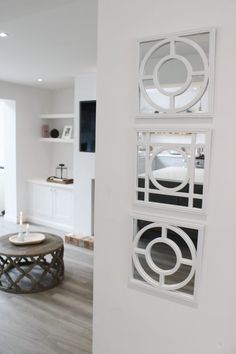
[0,0,97,89]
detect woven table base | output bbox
[0,234,64,294]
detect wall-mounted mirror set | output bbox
[131,28,215,302]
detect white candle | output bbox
[19,211,23,225]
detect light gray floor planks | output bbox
[0,218,93,354]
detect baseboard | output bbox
[26,215,73,233]
[4,214,17,223]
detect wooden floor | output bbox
[0,218,93,354]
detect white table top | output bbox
[139,166,204,184]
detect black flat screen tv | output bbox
[79,100,96,152]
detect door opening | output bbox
[0,99,17,222]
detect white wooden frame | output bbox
[134,126,212,214]
[136,27,216,119]
[129,213,205,303]
[130,28,215,305]
[62,125,73,139]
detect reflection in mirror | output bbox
[136,130,210,210]
[150,148,188,190]
[138,30,215,115]
[132,218,202,299]
[158,58,188,88]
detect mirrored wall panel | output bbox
[138,29,215,116]
[131,216,204,301]
[135,129,211,212]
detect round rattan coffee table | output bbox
[0,233,64,294]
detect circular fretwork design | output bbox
[0,234,64,294]
[148,146,190,192]
[139,37,209,113]
[132,223,197,291]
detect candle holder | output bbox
[18,225,25,242]
[25,224,30,239]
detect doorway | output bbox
[0,99,17,222]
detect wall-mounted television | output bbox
[79,100,96,153]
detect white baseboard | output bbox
[4,214,17,223]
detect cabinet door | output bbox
[53,188,73,224]
[30,184,53,217]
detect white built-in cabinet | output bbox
[26,111,75,231]
[27,180,73,232]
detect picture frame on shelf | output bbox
[62,125,73,139]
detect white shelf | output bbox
[40,138,74,144]
[40,113,74,119]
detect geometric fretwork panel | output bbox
[136,129,211,212]
[138,29,215,117]
[131,216,204,302]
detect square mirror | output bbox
[136,129,211,212]
[138,29,215,117]
[131,216,204,301]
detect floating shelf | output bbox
[40,138,74,144]
[40,113,74,119]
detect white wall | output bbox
[51,87,74,114]
[93,1,236,353]
[73,73,96,235]
[0,102,5,213]
[0,81,52,221]
[0,102,4,167]
[0,170,4,213]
